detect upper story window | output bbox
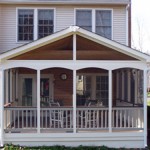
[96,10,112,39]
[18,9,34,41]
[76,10,92,31]
[17,8,54,42]
[38,10,54,39]
[76,9,112,39]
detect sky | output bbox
[132,0,150,53]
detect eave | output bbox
[0,0,130,5]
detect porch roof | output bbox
[0,26,150,62]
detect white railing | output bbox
[40,108,73,129]
[76,107,109,129]
[4,107,37,132]
[4,107,144,132]
[112,107,144,129]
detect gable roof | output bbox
[0,0,130,5]
[0,26,150,62]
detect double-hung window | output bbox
[76,9,112,39]
[38,9,54,39]
[76,10,92,31]
[18,8,54,42]
[96,10,112,39]
[18,9,34,41]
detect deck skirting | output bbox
[4,132,144,148]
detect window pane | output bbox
[76,10,92,31]
[38,9,54,39]
[18,9,34,41]
[96,10,112,39]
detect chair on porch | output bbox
[78,102,98,128]
[49,102,64,128]
[85,102,98,128]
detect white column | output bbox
[109,70,112,132]
[0,69,4,146]
[121,70,124,100]
[143,69,147,147]
[37,70,40,133]
[73,69,76,133]
[116,71,119,99]
[5,70,9,104]
[134,70,138,104]
[16,70,19,100]
[127,69,131,102]
[73,34,76,61]
[10,69,12,102]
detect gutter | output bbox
[0,0,130,5]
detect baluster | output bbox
[120,110,122,128]
[45,110,47,129]
[112,110,114,128]
[26,110,28,127]
[124,109,126,128]
[105,110,107,128]
[132,110,134,128]
[93,110,95,128]
[18,110,19,129]
[49,110,51,128]
[10,110,12,129]
[76,110,79,129]
[101,110,103,128]
[89,110,91,129]
[22,110,24,128]
[54,110,56,128]
[30,110,32,128]
[116,110,118,128]
[81,110,83,128]
[128,109,130,128]
[97,110,99,128]
[70,109,73,128]
[14,110,16,129]
[65,110,67,128]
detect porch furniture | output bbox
[49,102,64,128]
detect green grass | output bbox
[4,144,148,150]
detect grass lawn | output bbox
[3,145,149,150]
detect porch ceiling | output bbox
[10,36,73,60]
[9,35,137,61]
[77,36,137,60]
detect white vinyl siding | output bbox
[56,7,74,31]
[113,7,126,44]
[0,5,127,52]
[0,5,23,53]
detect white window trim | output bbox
[74,8,113,40]
[16,7,56,43]
[19,73,54,106]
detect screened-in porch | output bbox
[3,66,144,133]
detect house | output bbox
[0,0,149,148]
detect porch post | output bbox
[73,69,76,133]
[37,70,41,133]
[0,69,4,146]
[143,69,147,147]
[108,70,112,132]
[73,34,76,61]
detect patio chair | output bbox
[49,102,64,128]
